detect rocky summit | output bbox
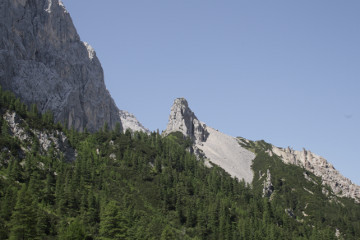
[164,98,256,183]
[163,98,208,143]
[0,0,145,133]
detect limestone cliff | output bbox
[0,0,144,132]
[163,98,255,183]
[163,98,208,143]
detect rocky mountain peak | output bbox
[0,0,145,133]
[163,98,255,183]
[163,98,208,143]
[174,97,189,108]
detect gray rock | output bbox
[263,169,274,197]
[271,146,360,202]
[0,0,125,132]
[163,98,255,183]
[3,110,75,162]
[163,98,208,143]
[119,110,150,133]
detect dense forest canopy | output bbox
[0,85,359,239]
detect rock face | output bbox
[163,98,255,183]
[0,0,127,132]
[3,110,75,162]
[164,98,208,143]
[263,169,274,197]
[270,146,360,202]
[119,110,149,133]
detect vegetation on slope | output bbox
[0,85,359,239]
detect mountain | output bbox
[1,1,360,238]
[163,98,255,183]
[0,0,147,133]
[1,91,360,239]
[163,98,360,203]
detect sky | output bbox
[61,0,360,185]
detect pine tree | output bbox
[0,216,8,240]
[9,185,37,239]
[114,122,121,136]
[36,208,50,238]
[1,120,9,137]
[99,201,128,239]
[160,225,176,240]
[59,218,85,240]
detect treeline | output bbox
[0,86,359,239]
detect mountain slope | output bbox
[164,98,360,203]
[269,145,360,202]
[163,98,255,183]
[0,0,147,133]
[2,90,360,239]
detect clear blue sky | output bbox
[62,0,360,185]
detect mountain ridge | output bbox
[2,0,358,202]
[164,97,360,202]
[2,89,359,239]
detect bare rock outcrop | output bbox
[263,169,274,197]
[3,110,75,162]
[119,110,149,133]
[163,98,208,143]
[163,98,255,183]
[0,0,127,132]
[270,146,360,202]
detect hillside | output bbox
[1,86,360,239]
[163,98,360,204]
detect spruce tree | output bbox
[99,201,128,239]
[9,185,37,239]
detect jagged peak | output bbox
[163,98,255,183]
[163,98,208,143]
[173,97,189,108]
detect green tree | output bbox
[103,122,109,133]
[59,218,86,240]
[99,201,128,239]
[29,103,39,119]
[114,122,121,136]
[42,110,54,125]
[1,120,9,137]
[9,185,37,240]
[160,225,176,240]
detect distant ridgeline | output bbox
[0,85,360,239]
